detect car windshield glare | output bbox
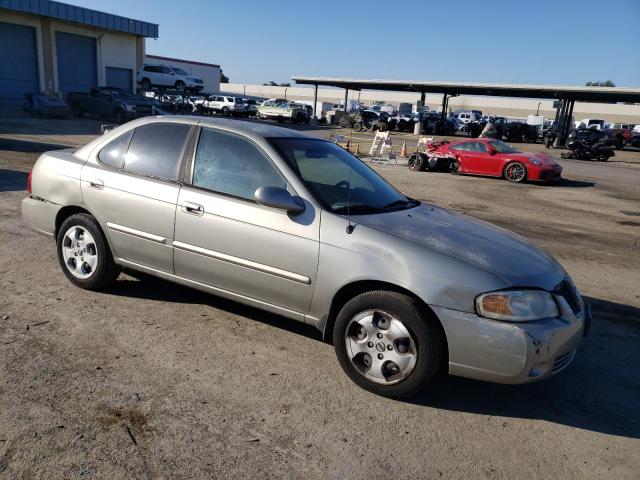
[269,138,416,214]
[489,140,520,154]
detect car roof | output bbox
[157,115,310,138]
[74,116,313,161]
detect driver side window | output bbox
[192,128,287,200]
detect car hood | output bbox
[356,203,565,289]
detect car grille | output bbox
[552,349,576,374]
[555,279,582,315]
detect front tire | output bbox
[333,291,445,398]
[114,108,125,124]
[56,214,121,290]
[503,161,527,183]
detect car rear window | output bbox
[123,123,191,181]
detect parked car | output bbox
[243,98,259,116]
[22,116,588,398]
[23,93,70,118]
[340,110,385,131]
[258,99,309,123]
[136,64,204,93]
[431,138,563,182]
[388,112,417,132]
[575,118,605,130]
[198,95,247,116]
[605,123,633,149]
[67,87,154,124]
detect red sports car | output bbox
[433,138,562,183]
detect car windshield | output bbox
[269,138,418,215]
[172,68,189,75]
[489,140,520,154]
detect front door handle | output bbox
[181,201,204,216]
[86,178,104,189]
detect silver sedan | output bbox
[22,116,590,398]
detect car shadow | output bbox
[544,178,595,188]
[0,169,29,192]
[0,138,72,153]
[105,273,640,439]
[106,271,323,341]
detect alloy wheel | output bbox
[505,162,526,182]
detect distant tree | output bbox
[220,70,229,84]
[586,80,616,87]
[263,81,291,87]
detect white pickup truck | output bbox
[257,99,309,123]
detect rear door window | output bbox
[97,130,133,169]
[123,123,191,181]
[192,128,286,200]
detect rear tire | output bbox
[353,122,363,132]
[56,214,121,290]
[175,81,186,93]
[141,78,151,91]
[333,290,445,398]
[408,152,427,171]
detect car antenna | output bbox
[346,148,355,234]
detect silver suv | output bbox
[22,117,589,398]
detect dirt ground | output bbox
[1,116,639,480]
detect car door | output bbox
[462,141,498,175]
[81,121,193,273]
[173,126,320,316]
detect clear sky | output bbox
[72,0,640,87]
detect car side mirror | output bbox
[254,186,305,213]
[488,148,497,155]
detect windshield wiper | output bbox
[381,199,419,211]
[332,204,382,215]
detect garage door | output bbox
[0,22,39,102]
[106,67,133,92]
[55,32,96,95]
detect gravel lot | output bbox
[1,116,639,479]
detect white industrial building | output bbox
[0,0,158,100]
[0,0,222,102]
[144,54,221,93]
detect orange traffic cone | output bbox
[354,143,360,155]
[345,139,350,152]
[400,140,408,157]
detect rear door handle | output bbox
[86,178,104,189]
[181,201,204,216]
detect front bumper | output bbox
[432,293,589,384]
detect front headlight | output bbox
[475,290,559,322]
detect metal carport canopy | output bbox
[292,76,640,103]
